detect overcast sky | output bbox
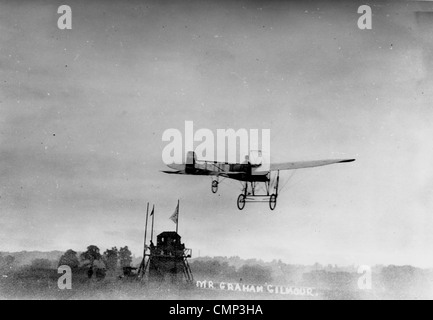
[1,0,432,268]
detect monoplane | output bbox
[163,151,355,210]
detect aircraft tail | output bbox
[185,151,197,173]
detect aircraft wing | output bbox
[161,170,245,178]
[161,170,185,174]
[162,170,221,175]
[270,159,355,171]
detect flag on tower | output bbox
[170,201,179,224]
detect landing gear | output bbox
[269,194,277,210]
[235,170,280,211]
[237,194,246,210]
[269,170,280,211]
[211,180,218,193]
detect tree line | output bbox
[58,245,133,271]
[0,246,134,276]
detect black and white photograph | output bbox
[0,0,432,302]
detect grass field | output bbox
[0,268,393,300]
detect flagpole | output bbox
[139,202,149,277]
[176,199,179,234]
[175,200,179,280]
[143,202,149,255]
[150,204,155,243]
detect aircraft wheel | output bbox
[211,180,218,194]
[237,194,246,210]
[269,194,277,210]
